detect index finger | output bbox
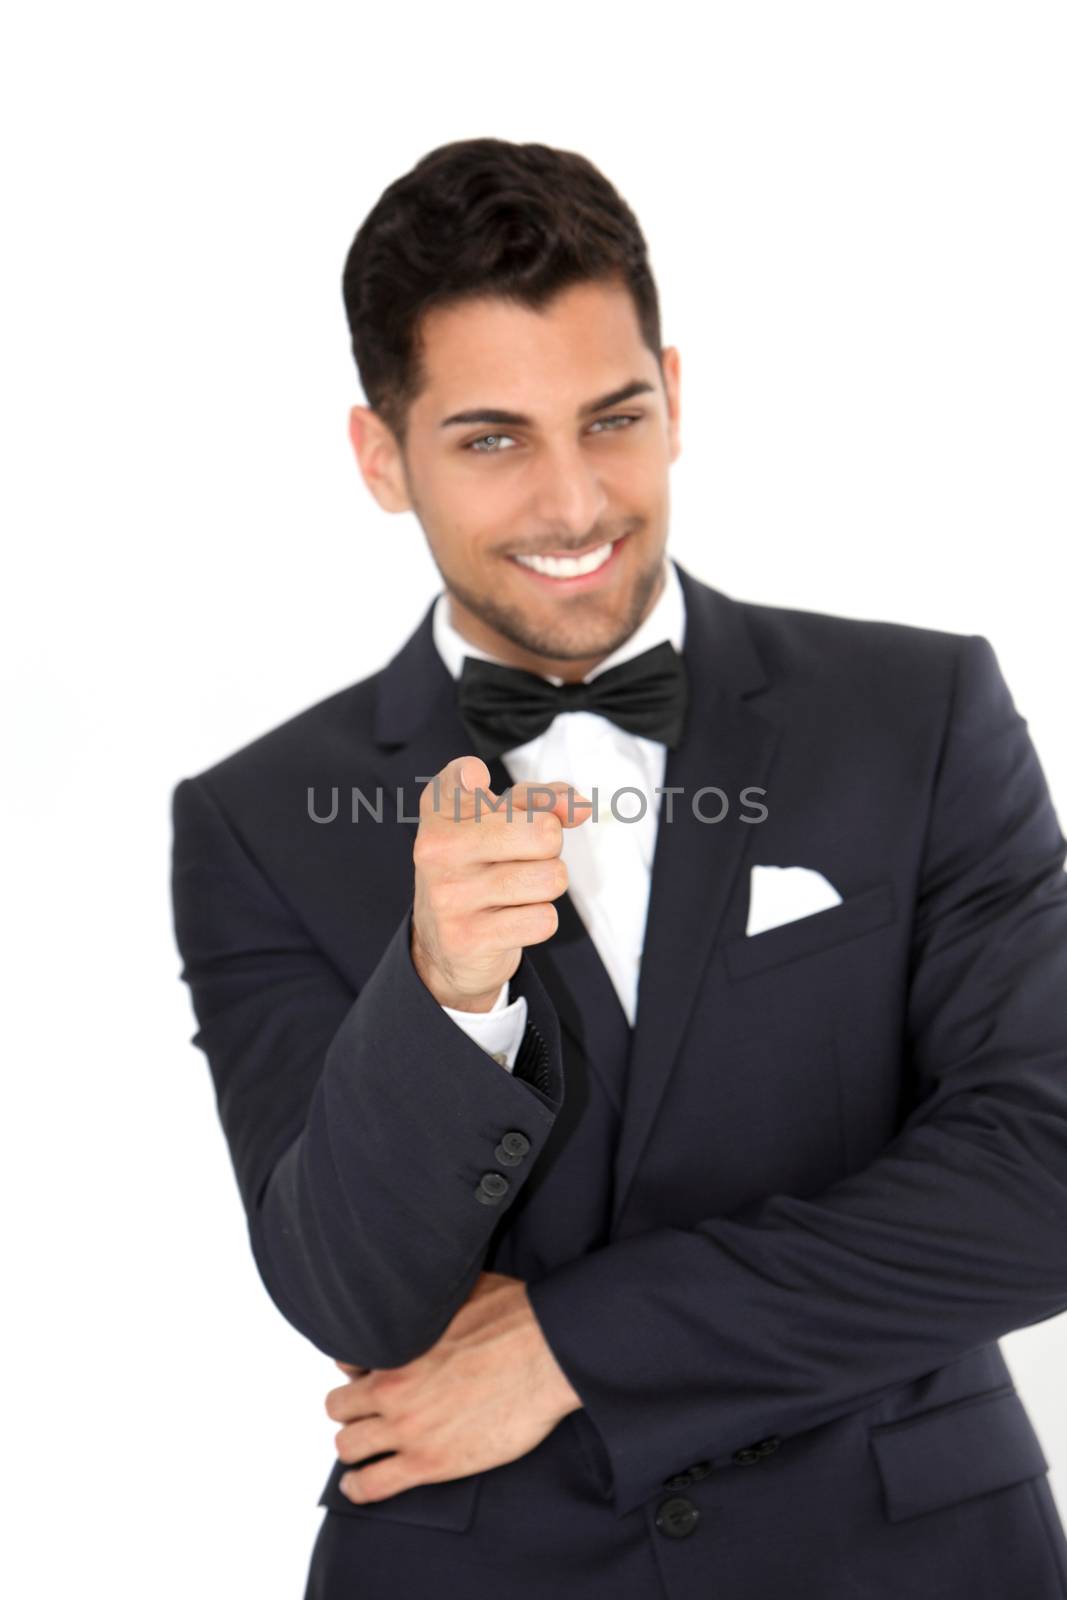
[506,779,594,828]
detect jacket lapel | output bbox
[608,564,783,1229]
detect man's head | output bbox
[342,138,681,682]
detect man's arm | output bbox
[526,632,1067,1518]
[170,773,563,1371]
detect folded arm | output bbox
[526,633,1067,1517]
[171,774,563,1370]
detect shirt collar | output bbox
[432,553,686,686]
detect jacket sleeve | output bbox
[526,632,1067,1518]
[170,773,564,1370]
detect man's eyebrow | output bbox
[438,379,656,430]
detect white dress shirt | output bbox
[430,556,687,1072]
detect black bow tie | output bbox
[456,639,688,763]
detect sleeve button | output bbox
[474,1171,510,1205]
[662,1471,693,1490]
[733,1439,780,1465]
[495,1130,531,1165]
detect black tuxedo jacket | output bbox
[171,559,1067,1599]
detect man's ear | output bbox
[347,404,413,514]
[660,345,682,466]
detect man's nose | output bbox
[527,439,609,539]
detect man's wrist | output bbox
[410,923,502,1012]
[440,987,505,1013]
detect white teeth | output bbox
[514,541,615,579]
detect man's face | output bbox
[350,275,681,681]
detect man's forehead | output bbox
[409,283,655,427]
[421,278,640,360]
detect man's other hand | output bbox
[324,1271,582,1502]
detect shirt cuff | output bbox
[440,980,529,1073]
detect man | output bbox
[170,138,1067,1598]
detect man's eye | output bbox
[591,414,641,434]
[467,432,517,454]
[464,414,641,455]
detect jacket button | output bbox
[733,1436,781,1466]
[474,1172,510,1205]
[655,1496,700,1539]
[494,1130,530,1166]
[662,1471,693,1490]
[686,1460,712,1480]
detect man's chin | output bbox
[443,543,664,664]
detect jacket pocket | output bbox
[723,880,897,981]
[317,1455,482,1532]
[869,1384,1050,1522]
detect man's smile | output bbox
[507,530,629,589]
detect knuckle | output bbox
[389,1410,416,1446]
[528,901,558,941]
[404,1446,435,1479]
[412,830,441,870]
[430,876,464,916]
[532,810,562,846]
[498,863,527,903]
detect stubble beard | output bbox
[441,541,666,666]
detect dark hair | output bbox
[341,138,663,450]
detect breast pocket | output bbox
[723,881,897,981]
[317,1455,482,1532]
[868,1385,1050,1523]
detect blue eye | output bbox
[468,433,515,454]
[592,415,640,435]
[464,414,641,454]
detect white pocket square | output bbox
[746,864,842,936]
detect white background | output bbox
[3,3,1065,1594]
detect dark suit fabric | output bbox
[171,560,1067,1598]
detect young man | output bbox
[171,138,1067,1599]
